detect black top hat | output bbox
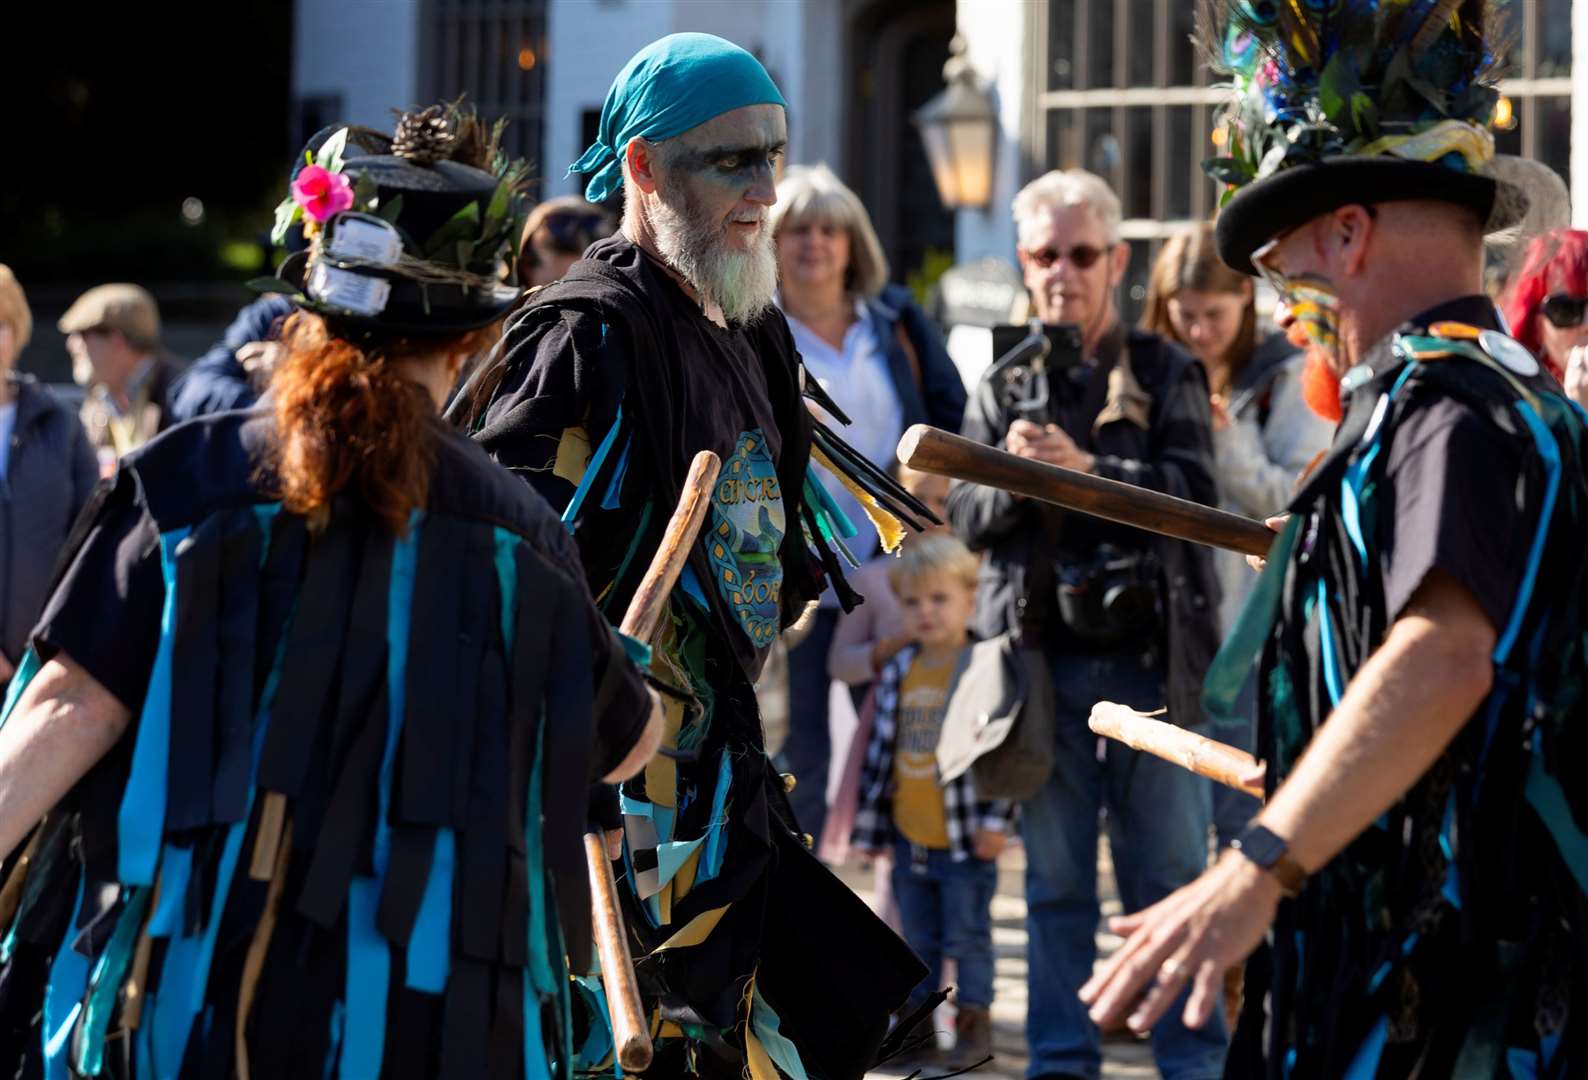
[1200,2,1527,275]
[257,106,529,337]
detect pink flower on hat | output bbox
[291,164,355,223]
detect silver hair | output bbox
[1011,169,1123,246]
[769,163,891,299]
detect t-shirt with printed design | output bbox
[891,650,960,849]
[708,429,785,650]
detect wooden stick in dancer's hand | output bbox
[588,449,721,1074]
[896,424,1276,558]
[1089,702,1265,799]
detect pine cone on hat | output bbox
[392,106,456,165]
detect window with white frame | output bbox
[1029,0,1572,313]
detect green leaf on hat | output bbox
[1202,156,1254,185]
[1350,93,1379,141]
[270,198,301,246]
[484,180,512,228]
[352,173,379,212]
[247,277,300,296]
[315,127,349,173]
[376,194,405,225]
[423,200,481,260]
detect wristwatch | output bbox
[1230,823,1307,897]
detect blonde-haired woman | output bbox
[0,264,97,694]
[771,162,966,846]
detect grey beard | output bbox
[651,196,778,326]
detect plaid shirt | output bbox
[851,645,1016,862]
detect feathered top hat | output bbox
[1201,0,1529,273]
[255,103,531,335]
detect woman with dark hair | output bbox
[1500,228,1588,385]
[0,107,659,1077]
[1141,223,1332,837]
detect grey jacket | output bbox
[1212,335,1335,634]
[2,375,99,666]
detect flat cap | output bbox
[58,284,160,347]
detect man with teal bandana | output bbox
[459,32,928,1080]
[1081,3,1588,1075]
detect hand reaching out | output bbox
[1247,515,1289,573]
[1079,851,1281,1034]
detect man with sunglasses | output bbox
[947,168,1227,1080]
[1082,4,1588,1075]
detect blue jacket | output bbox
[866,284,968,435]
[2,374,97,664]
[168,295,293,422]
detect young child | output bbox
[851,533,1013,1068]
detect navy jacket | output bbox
[1,374,97,665]
[168,295,293,422]
[866,283,968,435]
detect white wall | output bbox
[542,0,844,199]
[293,0,423,130]
[951,0,1027,265]
[1575,0,1588,227]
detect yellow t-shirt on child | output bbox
[891,651,959,849]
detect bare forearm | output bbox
[602,688,663,783]
[0,656,131,861]
[1258,591,1493,873]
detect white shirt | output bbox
[782,299,904,571]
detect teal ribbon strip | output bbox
[0,647,41,728]
[117,527,190,886]
[1200,516,1303,733]
[71,886,151,1075]
[562,407,624,532]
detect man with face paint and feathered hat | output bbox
[1080,2,1588,1075]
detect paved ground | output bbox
[845,841,1160,1080]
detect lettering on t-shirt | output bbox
[707,430,785,650]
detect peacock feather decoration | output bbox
[1199,0,1513,203]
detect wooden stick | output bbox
[896,424,1276,558]
[618,451,722,643]
[1089,702,1264,799]
[588,449,721,1074]
[585,831,652,1072]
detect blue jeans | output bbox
[891,838,999,1009]
[783,609,839,842]
[1022,648,1227,1080]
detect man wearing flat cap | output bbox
[59,283,177,467]
[1081,3,1588,1075]
[459,31,930,1080]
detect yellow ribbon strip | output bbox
[1355,119,1495,172]
[810,445,906,554]
[649,905,729,953]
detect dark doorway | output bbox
[847,0,957,289]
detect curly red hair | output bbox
[263,312,494,535]
[1501,229,1588,381]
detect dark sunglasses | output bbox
[540,210,607,252]
[1023,244,1107,271]
[1540,293,1588,329]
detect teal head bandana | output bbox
[568,32,787,204]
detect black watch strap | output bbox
[1231,823,1307,897]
